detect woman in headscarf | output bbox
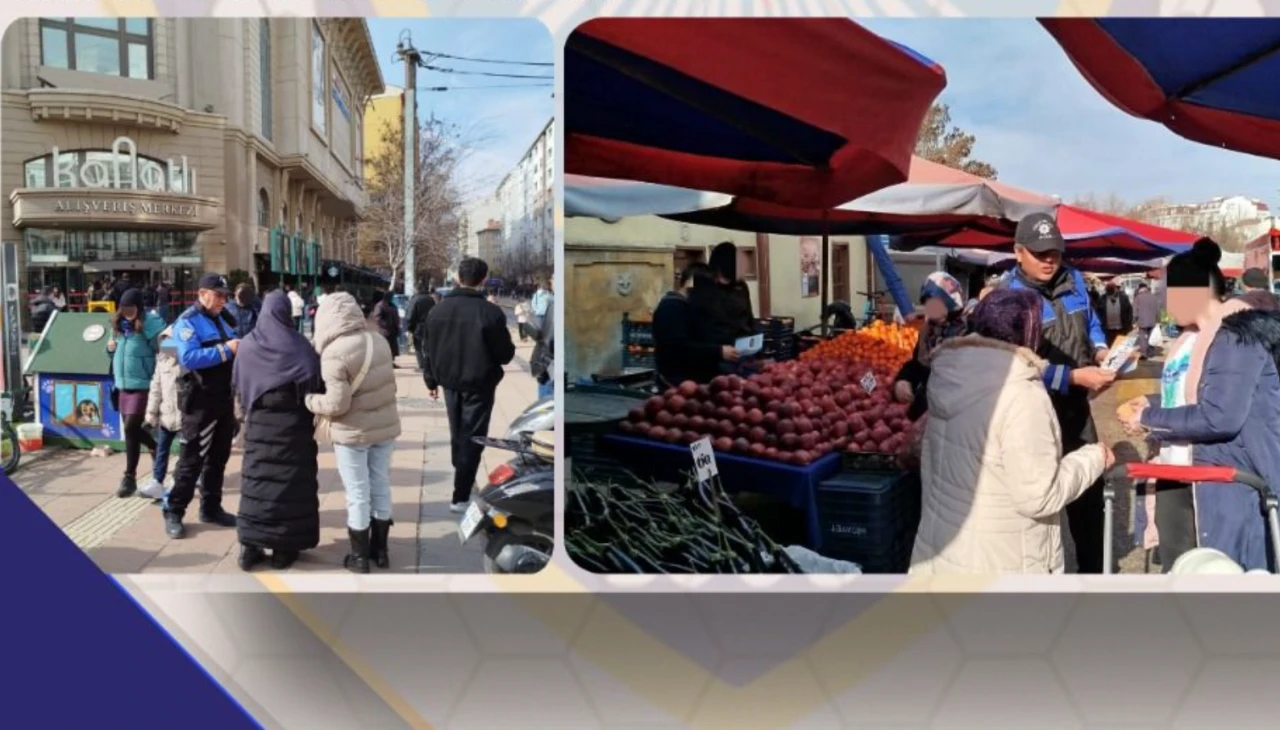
[1118,240,1280,571]
[911,289,1113,574]
[892,272,970,421]
[232,290,323,571]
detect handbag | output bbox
[315,331,374,443]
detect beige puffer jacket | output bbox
[145,340,183,433]
[910,335,1107,575]
[305,292,401,446]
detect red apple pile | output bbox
[618,359,912,466]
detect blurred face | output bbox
[118,305,138,320]
[1166,286,1214,327]
[198,288,227,314]
[1014,245,1062,284]
[923,297,949,322]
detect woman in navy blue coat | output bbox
[1121,241,1280,571]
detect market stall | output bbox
[566,319,925,573]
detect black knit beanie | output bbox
[1166,239,1224,292]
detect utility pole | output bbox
[397,36,421,298]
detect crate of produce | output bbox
[815,470,920,573]
[841,450,899,473]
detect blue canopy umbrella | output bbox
[1041,18,1280,161]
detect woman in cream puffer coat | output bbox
[910,290,1113,575]
[306,292,401,573]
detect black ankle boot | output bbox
[370,518,393,569]
[271,550,299,570]
[238,544,266,571]
[116,473,137,498]
[343,527,371,574]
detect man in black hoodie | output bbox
[424,257,516,512]
[404,274,436,372]
[653,263,737,387]
[28,287,57,341]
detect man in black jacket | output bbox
[28,287,57,341]
[424,258,516,512]
[653,263,737,387]
[404,274,436,372]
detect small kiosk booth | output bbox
[24,311,124,450]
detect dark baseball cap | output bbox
[1242,267,1269,290]
[1015,212,1066,254]
[197,272,232,295]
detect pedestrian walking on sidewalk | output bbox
[232,291,323,571]
[307,292,401,573]
[531,278,553,332]
[531,302,555,401]
[107,289,167,498]
[143,327,183,499]
[424,257,517,513]
[405,275,436,372]
[162,273,242,539]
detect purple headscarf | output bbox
[232,290,321,410]
[969,288,1043,350]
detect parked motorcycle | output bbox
[457,398,554,574]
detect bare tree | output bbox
[359,117,477,291]
[915,103,998,179]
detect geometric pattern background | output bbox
[6,0,1280,727]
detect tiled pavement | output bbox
[9,323,541,575]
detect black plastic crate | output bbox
[816,470,919,572]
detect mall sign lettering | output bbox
[49,136,197,194]
[52,199,198,217]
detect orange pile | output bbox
[801,321,919,372]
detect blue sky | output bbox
[366,18,553,202]
[860,18,1280,209]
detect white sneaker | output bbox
[449,501,469,514]
[137,478,166,500]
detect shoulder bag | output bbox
[315,331,374,443]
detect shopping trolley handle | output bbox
[1105,463,1274,500]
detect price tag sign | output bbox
[690,437,719,482]
[860,371,878,394]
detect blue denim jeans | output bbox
[152,427,179,483]
[334,440,395,530]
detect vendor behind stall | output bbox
[653,263,737,388]
[696,242,756,344]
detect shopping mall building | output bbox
[0,17,383,308]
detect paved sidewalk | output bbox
[8,325,541,574]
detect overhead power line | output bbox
[426,50,552,67]
[417,61,552,81]
[419,84,553,92]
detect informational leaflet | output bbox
[734,334,764,357]
[1102,331,1140,374]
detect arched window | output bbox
[257,189,270,228]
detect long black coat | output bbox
[237,385,320,551]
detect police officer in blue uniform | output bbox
[163,272,242,539]
[997,213,1117,572]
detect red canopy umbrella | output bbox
[929,205,1201,260]
[566,18,947,208]
[1041,18,1280,162]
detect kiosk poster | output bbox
[800,237,821,298]
[40,376,116,444]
